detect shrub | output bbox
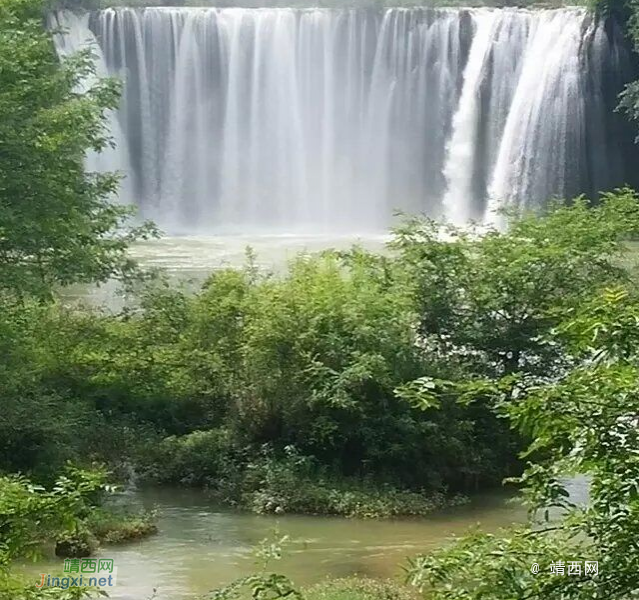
[86,508,158,544]
[304,577,417,600]
[54,528,97,558]
[138,428,239,486]
[240,447,466,518]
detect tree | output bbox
[0,0,153,300]
[391,190,639,378]
[405,286,639,599]
[0,467,107,600]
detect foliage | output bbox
[210,572,417,600]
[85,507,158,544]
[0,572,96,600]
[391,190,639,378]
[0,468,109,599]
[404,286,639,599]
[56,250,514,496]
[0,0,155,300]
[304,578,417,600]
[139,434,463,517]
[54,527,97,558]
[0,466,108,564]
[209,538,417,600]
[141,428,240,486]
[210,572,302,600]
[0,2,153,592]
[6,192,639,516]
[239,446,465,518]
[0,297,109,479]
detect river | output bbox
[51,234,526,598]
[62,234,389,308]
[31,487,524,600]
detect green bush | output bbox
[48,250,515,497]
[139,428,239,486]
[0,467,107,563]
[248,446,466,517]
[54,528,97,558]
[304,577,417,600]
[238,447,464,518]
[85,508,158,544]
[0,571,94,600]
[0,469,109,600]
[139,440,466,517]
[7,194,639,513]
[245,476,461,519]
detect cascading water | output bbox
[442,9,499,225]
[50,12,134,202]
[53,7,637,233]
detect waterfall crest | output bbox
[54,7,637,233]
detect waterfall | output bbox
[50,12,134,203]
[442,9,499,225]
[53,7,637,234]
[486,9,590,226]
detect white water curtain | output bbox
[54,7,631,233]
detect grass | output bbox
[243,477,469,519]
[86,508,158,545]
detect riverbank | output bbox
[137,435,471,518]
[21,486,523,599]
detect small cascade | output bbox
[442,9,499,225]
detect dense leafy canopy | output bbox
[0,468,108,600]
[405,287,639,600]
[0,0,153,299]
[393,191,639,377]
[4,191,639,520]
